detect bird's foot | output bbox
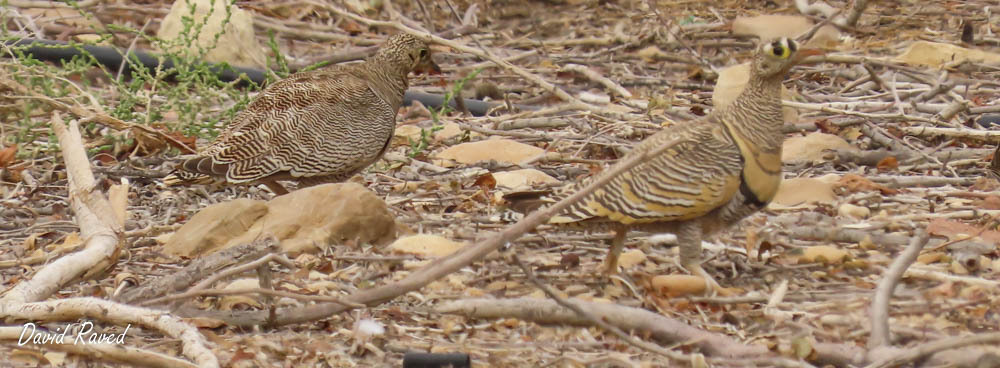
[685,263,741,297]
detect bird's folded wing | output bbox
[193,69,392,182]
[551,122,743,225]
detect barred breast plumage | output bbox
[517,38,822,295]
[164,33,440,195]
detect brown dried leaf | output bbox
[0,144,17,168]
[876,156,899,172]
[927,218,1000,245]
[836,173,898,195]
[474,173,497,190]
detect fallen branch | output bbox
[510,254,689,362]
[434,297,770,359]
[869,231,928,349]
[2,113,124,305]
[116,238,278,304]
[0,297,217,367]
[560,63,632,98]
[897,125,1000,142]
[865,332,1000,368]
[0,326,197,368]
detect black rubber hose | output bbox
[3,38,503,116]
[402,352,471,368]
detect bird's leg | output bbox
[263,180,289,196]
[676,222,739,296]
[602,225,628,275]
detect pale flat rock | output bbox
[492,169,559,189]
[248,183,397,253]
[617,249,647,268]
[651,275,707,297]
[713,63,798,123]
[782,132,856,163]
[164,183,397,257]
[798,245,849,264]
[163,198,267,256]
[433,138,544,167]
[157,0,266,68]
[732,15,840,48]
[838,203,871,219]
[769,177,836,207]
[393,124,423,143]
[389,234,465,257]
[896,41,1000,68]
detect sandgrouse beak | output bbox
[792,48,825,63]
[415,58,442,75]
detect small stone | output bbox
[838,203,871,219]
[617,249,647,268]
[389,234,465,257]
[650,275,707,297]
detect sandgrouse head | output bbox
[751,37,823,78]
[374,33,440,75]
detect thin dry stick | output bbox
[184,136,686,327]
[510,254,689,362]
[311,2,610,115]
[145,288,365,308]
[865,332,1000,368]
[1,297,218,367]
[560,64,632,98]
[0,327,197,368]
[869,231,929,349]
[0,73,196,153]
[1,113,122,305]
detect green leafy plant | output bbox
[407,68,483,157]
[0,0,256,158]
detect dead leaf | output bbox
[433,139,544,167]
[927,218,1000,245]
[22,233,41,252]
[876,156,899,172]
[474,173,497,190]
[0,144,16,168]
[769,178,837,207]
[340,19,364,34]
[782,132,855,163]
[637,46,668,62]
[836,174,898,195]
[48,232,83,252]
[184,317,227,328]
[977,195,1000,210]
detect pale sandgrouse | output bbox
[165,33,439,194]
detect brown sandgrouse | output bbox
[512,38,821,295]
[164,33,439,195]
